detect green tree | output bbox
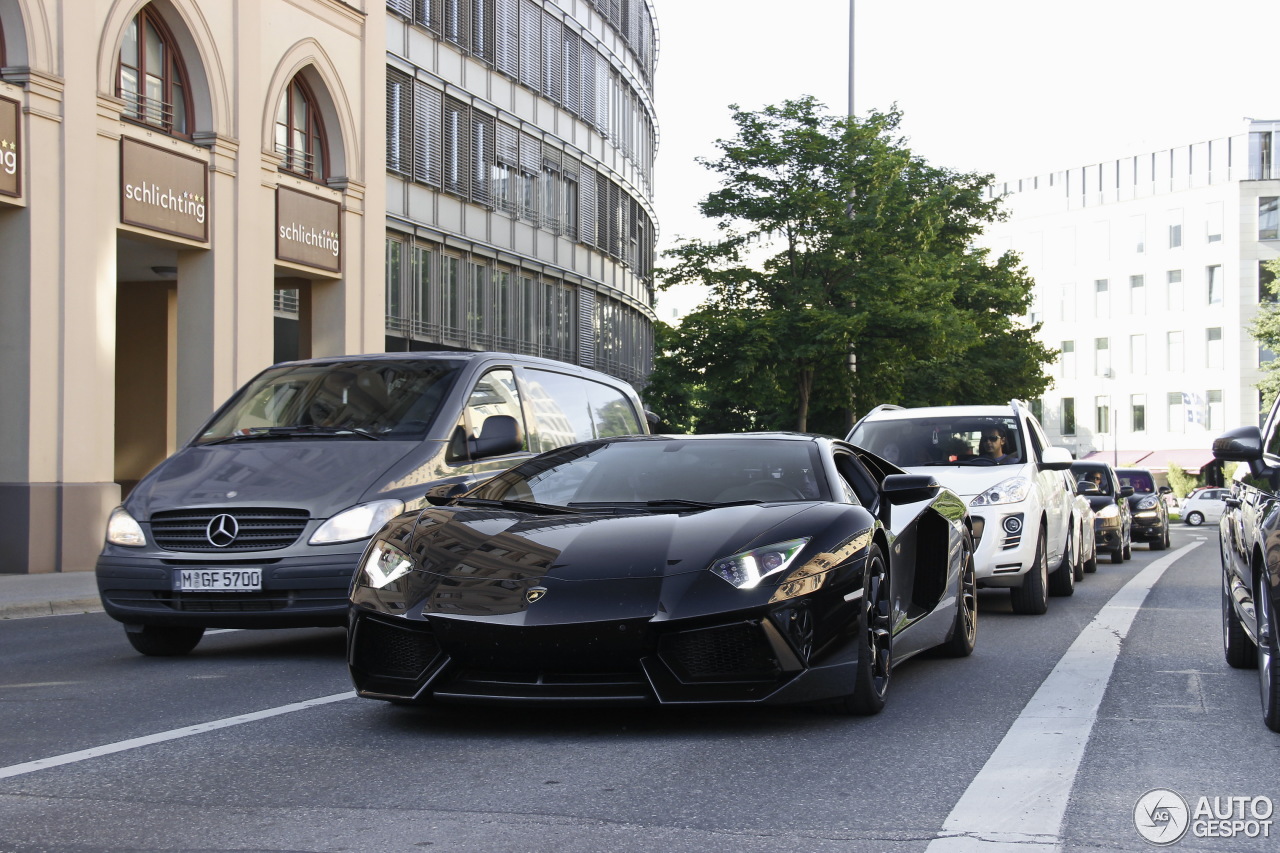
[1249,258,1280,409]
[646,98,1054,435]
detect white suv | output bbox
[848,401,1077,614]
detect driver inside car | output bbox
[978,424,1017,463]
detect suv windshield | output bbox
[196,359,463,444]
[852,415,1024,467]
[1117,469,1156,493]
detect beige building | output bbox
[0,0,386,574]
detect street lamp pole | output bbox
[848,0,855,117]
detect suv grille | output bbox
[150,508,310,552]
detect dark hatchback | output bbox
[1212,414,1280,732]
[1069,461,1133,564]
[1115,467,1171,550]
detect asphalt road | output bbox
[1,524,1277,853]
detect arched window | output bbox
[117,6,190,136]
[275,76,327,182]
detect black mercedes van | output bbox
[95,352,649,655]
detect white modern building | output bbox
[983,119,1280,482]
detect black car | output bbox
[1212,420,1280,732]
[1115,467,1171,550]
[348,433,977,715]
[1069,461,1133,564]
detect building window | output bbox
[1130,333,1147,375]
[1131,395,1146,432]
[1207,264,1223,304]
[118,6,190,136]
[1262,261,1278,303]
[1167,330,1184,371]
[385,237,404,327]
[1168,209,1183,248]
[1261,197,1280,240]
[1029,399,1043,422]
[275,76,327,181]
[1207,390,1223,431]
[1059,340,1076,379]
[1206,201,1223,243]
[1167,392,1185,433]
[1129,275,1145,312]
[1095,337,1110,376]
[1132,215,1145,253]
[1207,327,1223,368]
[1095,397,1110,434]
[1062,398,1076,436]
[1166,269,1183,310]
[1094,279,1109,318]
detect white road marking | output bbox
[926,541,1202,852]
[0,692,354,780]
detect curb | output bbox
[0,598,105,620]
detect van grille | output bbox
[150,508,310,552]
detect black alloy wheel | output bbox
[1257,574,1280,732]
[125,625,206,657]
[832,545,892,715]
[937,542,977,658]
[1049,527,1076,597]
[1223,571,1257,669]
[1010,528,1049,615]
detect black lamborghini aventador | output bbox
[347,433,977,714]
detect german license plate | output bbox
[175,568,262,592]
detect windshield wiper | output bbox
[202,425,381,444]
[449,497,579,515]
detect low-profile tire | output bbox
[1223,571,1257,669]
[1049,528,1076,597]
[1122,534,1132,560]
[125,625,205,657]
[831,545,892,714]
[937,544,977,658]
[1111,544,1124,564]
[1083,546,1098,574]
[1010,528,1049,615]
[1256,575,1280,732]
[1150,525,1169,550]
[1186,511,1205,526]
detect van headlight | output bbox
[359,540,414,589]
[970,476,1031,507]
[105,506,146,547]
[310,500,405,545]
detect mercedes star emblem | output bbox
[206,514,240,548]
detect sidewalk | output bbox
[0,571,103,619]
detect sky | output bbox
[649,0,1280,318]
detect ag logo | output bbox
[1134,788,1190,845]
[525,586,548,604]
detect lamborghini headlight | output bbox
[359,540,414,589]
[310,500,405,545]
[969,476,1031,507]
[710,538,810,589]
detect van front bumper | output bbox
[95,551,359,629]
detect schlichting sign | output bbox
[276,185,341,273]
[0,96,21,200]
[120,137,208,242]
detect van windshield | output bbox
[195,360,464,444]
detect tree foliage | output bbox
[645,98,1055,435]
[1249,258,1280,409]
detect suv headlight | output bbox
[1096,504,1120,519]
[710,538,810,589]
[1136,495,1159,511]
[359,540,414,589]
[105,506,146,547]
[970,476,1031,507]
[310,499,405,545]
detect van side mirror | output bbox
[470,415,523,459]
